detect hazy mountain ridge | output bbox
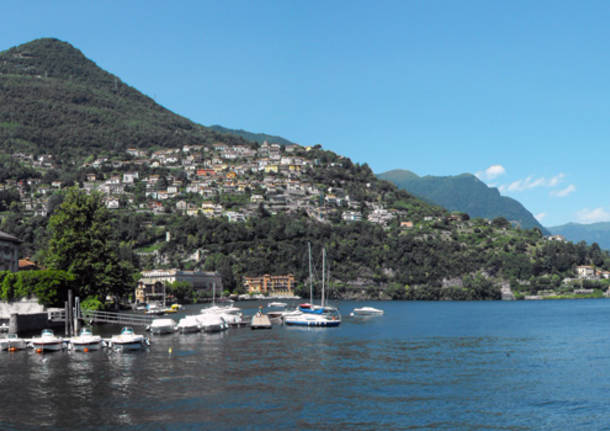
[548,222,610,250]
[377,169,549,234]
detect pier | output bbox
[48,308,153,328]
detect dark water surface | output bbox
[2,299,610,430]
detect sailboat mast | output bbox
[212,281,216,306]
[308,242,313,305]
[321,248,325,307]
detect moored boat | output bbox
[177,316,200,334]
[267,302,287,308]
[196,313,228,333]
[70,327,102,351]
[284,310,341,327]
[31,329,65,352]
[163,303,182,314]
[109,327,148,351]
[350,306,384,317]
[0,333,27,351]
[148,318,177,335]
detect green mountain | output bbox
[0,38,607,301]
[209,125,296,146]
[377,169,549,234]
[548,222,610,250]
[0,38,247,162]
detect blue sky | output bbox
[2,1,609,227]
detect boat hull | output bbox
[71,342,102,351]
[0,339,27,351]
[150,326,175,335]
[284,318,341,327]
[32,342,64,352]
[201,324,225,333]
[111,341,144,352]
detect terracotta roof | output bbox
[0,231,21,244]
[18,258,39,270]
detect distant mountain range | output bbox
[209,125,296,147]
[547,222,610,250]
[377,169,549,234]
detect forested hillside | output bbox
[0,38,608,303]
[0,38,247,162]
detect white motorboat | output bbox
[200,282,242,317]
[195,313,228,333]
[284,310,341,327]
[267,302,287,308]
[201,304,242,315]
[0,334,27,351]
[177,316,200,334]
[145,303,165,316]
[31,329,65,352]
[267,311,285,324]
[350,306,384,317]
[148,318,177,335]
[70,327,102,351]
[109,327,148,351]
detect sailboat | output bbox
[284,246,341,327]
[197,281,242,330]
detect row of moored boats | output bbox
[0,302,384,353]
[0,327,150,353]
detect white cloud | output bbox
[476,164,506,181]
[576,208,610,224]
[535,212,546,222]
[502,173,568,193]
[550,184,575,198]
[548,173,565,187]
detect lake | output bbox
[1,299,610,430]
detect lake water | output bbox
[2,299,610,430]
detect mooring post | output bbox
[68,289,74,336]
[8,313,18,335]
[64,301,69,336]
[74,296,80,334]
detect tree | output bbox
[45,188,138,303]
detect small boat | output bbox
[0,334,27,351]
[177,316,200,334]
[200,281,241,317]
[145,303,165,316]
[70,327,102,351]
[350,306,384,317]
[267,302,287,308]
[163,303,182,314]
[148,318,177,335]
[109,327,148,351]
[251,309,272,330]
[267,311,285,325]
[31,329,65,352]
[284,311,341,327]
[218,312,246,327]
[196,313,228,333]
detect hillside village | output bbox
[4,141,401,227]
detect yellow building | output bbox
[243,274,295,296]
